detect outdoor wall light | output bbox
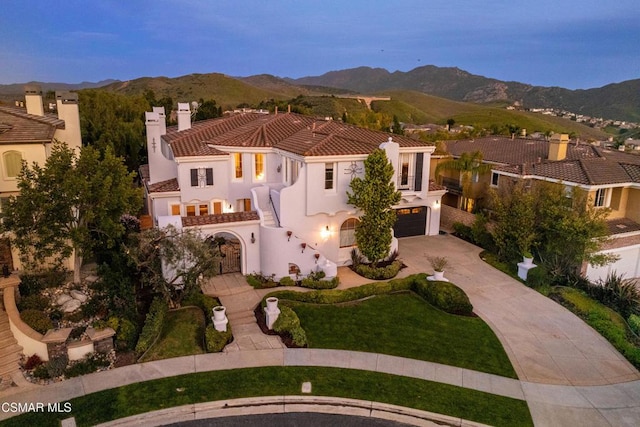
[314,253,320,263]
[251,232,256,244]
[287,230,293,241]
[320,225,331,239]
[301,242,307,253]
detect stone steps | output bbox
[226,310,257,326]
[0,296,23,378]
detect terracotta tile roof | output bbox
[148,178,179,193]
[447,136,640,186]
[607,218,640,236]
[0,106,64,143]
[162,112,433,158]
[429,180,447,192]
[139,164,150,182]
[181,211,260,227]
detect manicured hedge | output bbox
[413,277,474,316]
[135,297,168,355]
[300,276,339,289]
[273,306,307,347]
[265,274,474,317]
[205,324,233,352]
[353,260,402,280]
[20,309,53,334]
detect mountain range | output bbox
[0,65,637,124]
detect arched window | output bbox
[339,218,360,248]
[3,151,22,178]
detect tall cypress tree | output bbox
[347,149,401,265]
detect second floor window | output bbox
[398,153,413,189]
[325,163,335,190]
[254,153,265,181]
[190,168,213,187]
[491,172,499,186]
[234,153,243,179]
[3,151,22,178]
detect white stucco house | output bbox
[0,86,83,271]
[142,105,445,280]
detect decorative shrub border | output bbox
[259,274,474,348]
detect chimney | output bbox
[521,128,527,137]
[55,91,82,150]
[274,106,278,115]
[24,85,44,116]
[177,102,191,131]
[152,106,166,136]
[548,133,569,161]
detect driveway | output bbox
[398,234,640,387]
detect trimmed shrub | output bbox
[246,272,278,289]
[20,309,53,334]
[116,318,139,350]
[19,270,67,297]
[18,294,49,311]
[353,260,402,280]
[135,297,168,355]
[413,279,473,316]
[273,306,307,347]
[452,222,474,243]
[629,314,640,336]
[32,364,50,379]
[300,276,339,290]
[65,353,110,378]
[24,354,43,370]
[205,324,233,352]
[526,265,549,289]
[46,354,69,378]
[183,292,219,322]
[279,276,295,286]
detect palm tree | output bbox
[435,151,491,212]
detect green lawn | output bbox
[139,307,205,362]
[0,367,532,427]
[290,292,517,378]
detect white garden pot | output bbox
[433,270,445,281]
[522,256,534,266]
[266,297,279,312]
[212,306,226,322]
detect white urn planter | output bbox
[433,270,445,281]
[213,306,226,321]
[212,306,228,332]
[264,297,281,330]
[522,256,534,266]
[266,297,278,312]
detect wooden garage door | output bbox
[393,207,427,238]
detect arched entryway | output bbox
[208,232,242,274]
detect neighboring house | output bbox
[0,86,82,271]
[142,104,445,280]
[436,134,640,281]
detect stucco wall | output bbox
[3,286,48,360]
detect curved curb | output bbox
[94,395,491,427]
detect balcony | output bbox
[441,177,462,195]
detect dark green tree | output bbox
[194,98,221,121]
[79,89,150,171]
[126,225,219,308]
[347,149,401,265]
[1,142,142,283]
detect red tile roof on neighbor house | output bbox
[445,136,640,186]
[163,112,432,158]
[0,105,65,143]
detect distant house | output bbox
[0,86,83,270]
[624,139,640,151]
[142,104,445,280]
[435,134,640,281]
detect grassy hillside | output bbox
[102,73,287,110]
[372,90,607,140]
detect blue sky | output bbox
[1,0,638,89]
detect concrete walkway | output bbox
[1,234,639,425]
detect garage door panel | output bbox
[394,207,427,238]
